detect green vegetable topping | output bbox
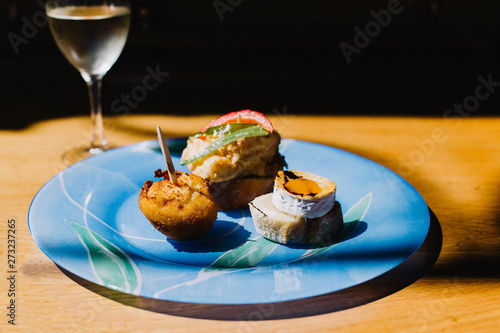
[181,125,269,165]
[189,122,257,138]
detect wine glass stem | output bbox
[86,75,107,149]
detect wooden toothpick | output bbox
[156,126,178,185]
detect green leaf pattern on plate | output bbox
[66,220,141,294]
[210,236,278,268]
[296,192,372,260]
[343,192,372,224]
[208,192,373,268]
[67,192,370,297]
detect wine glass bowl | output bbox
[46,0,131,165]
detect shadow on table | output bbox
[58,208,442,320]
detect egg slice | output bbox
[272,170,336,218]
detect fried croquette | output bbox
[138,169,218,241]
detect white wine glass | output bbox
[46,0,131,165]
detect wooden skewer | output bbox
[156,126,178,185]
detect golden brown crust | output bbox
[138,171,218,241]
[208,177,275,211]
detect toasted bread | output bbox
[249,193,343,245]
[208,176,274,211]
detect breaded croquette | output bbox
[139,169,218,241]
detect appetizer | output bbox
[249,170,343,245]
[139,169,219,241]
[181,110,287,211]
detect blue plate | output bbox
[28,139,429,304]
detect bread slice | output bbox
[209,177,274,211]
[249,193,343,245]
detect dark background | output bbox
[1,0,500,129]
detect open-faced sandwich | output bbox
[249,170,343,245]
[181,110,287,211]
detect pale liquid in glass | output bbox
[47,6,131,76]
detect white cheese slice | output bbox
[271,170,336,218]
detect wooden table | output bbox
[1,114,499,332]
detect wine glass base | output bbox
[62,142,117,166]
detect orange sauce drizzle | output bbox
[284,178,321,196]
